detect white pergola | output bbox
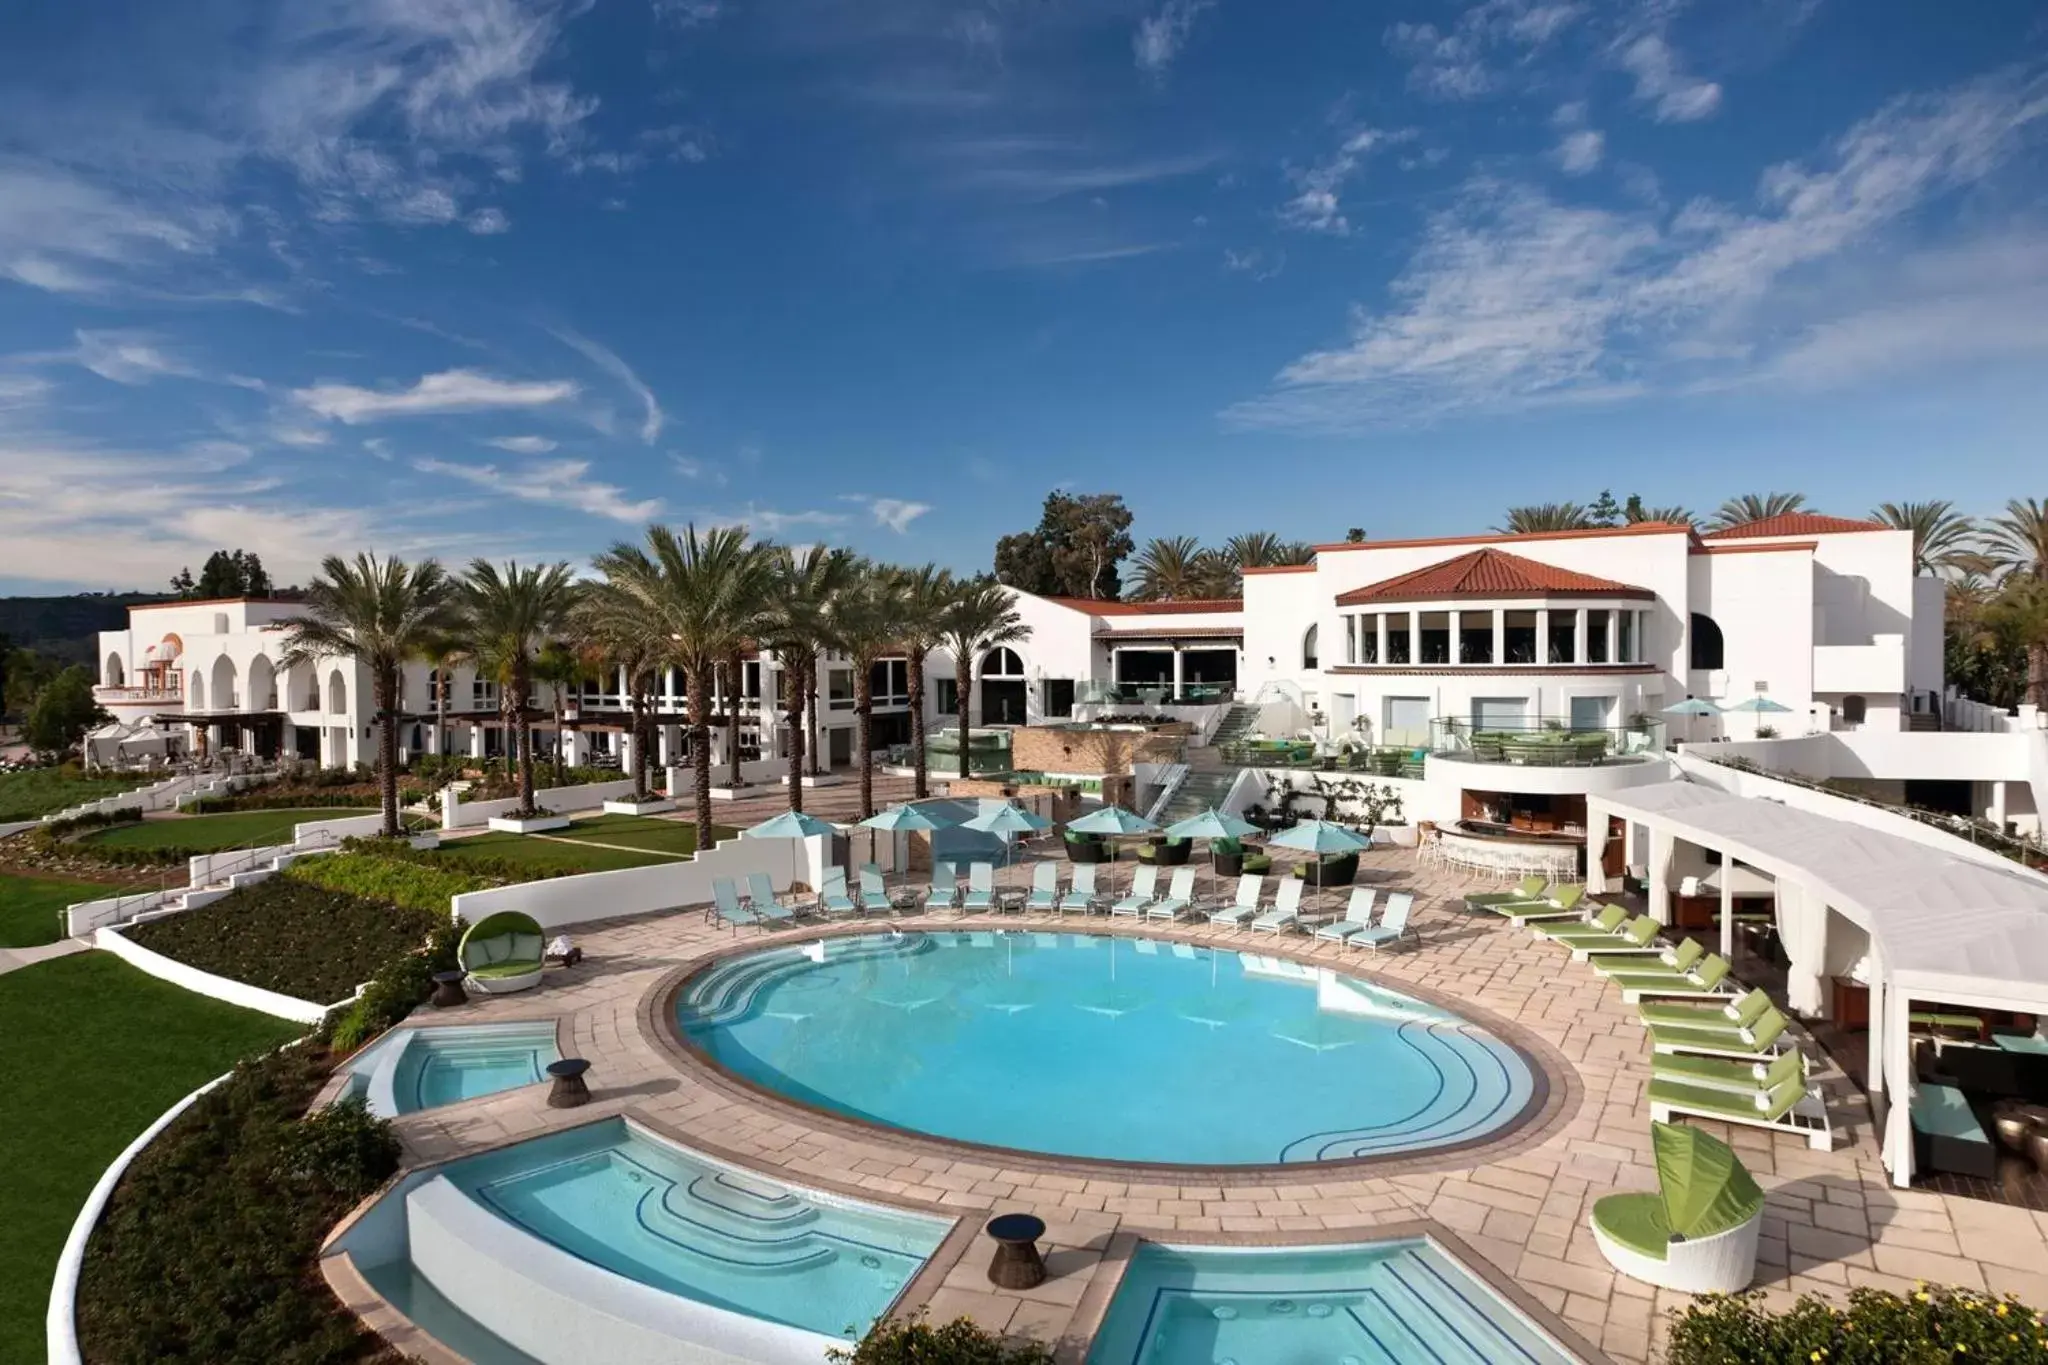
[1585,781,2048,1188]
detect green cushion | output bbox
[511,932,544,961]
[472,934,512,966]
[469,959,542,981]
[1592,1192,1670,1260]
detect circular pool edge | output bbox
[638,923,1580,1185]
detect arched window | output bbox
[328,669,349,715]
[1301,624,1319,670]
[104,653,125,686]
[1688,613,1724,671]
[1842,695,1867,725]
[980,647,1024,677]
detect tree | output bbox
[1708,492,1807,531]
[23,666,107,756]
[830,564,907,819]
[570,596,660,802]
[460,560,580,818]
[1496,503,1595,534]
[758,545,856,813]
[1870,501,1977,576]
[419,634,466,769]
[1945,566,2027,710]
[1587,490,1623,528]
[892,563,956,801]
[169,566,196,596]
[1130,536,1224,601]
[1344,527,1367,544]
[180,549,273,599]
[1625,497,1695,526]
[531,639,584,787]
[280,553,462,838]
[1985,578,2048,710]
[1983,497,2048,582]
[992,492,1133,599]
[939,578,1030,778]
[592,525,773,851]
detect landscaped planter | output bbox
[602,798,673,816]
[487,814,572,834]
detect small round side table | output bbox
[430,970,468,1008]
[984,1212,1048,1289]
[546,1057,592,1109]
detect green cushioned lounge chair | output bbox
[744,873,795,925]
[1531,904,1629,943]
[711,877,760,932]
[1612,953,1734,1004]
[1590,1122,1764,1294]
[1569,917,1674,963]
[1494,885,1592,926]
[1463,875,1550,913]
[1647,1005,1790,1059]
[1639,988,1772,1030]
[1648,1072,1832,1150]
[1592,937,1704,979]
[458,910,547,994]
[1652,1046,1805,1095]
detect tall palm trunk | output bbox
[725,652,745,787]
[375,666,401,838]
[626,679,649,802]
[783,663,807,814]
[908,645,930,799]
[550,685,566,786]
[513,664,538,813]
[954,655,972,779]
[688,670,714,849]
[2030,642,2048,711]
[806,672,822,776]
[855,670,875,819]
[435,673,449,767]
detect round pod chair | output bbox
[458,910,548,995]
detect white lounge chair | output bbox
[1315,887,1380,943]
[1208,874,1263,926]
[1111,866,1160,917]
[712,877,763,931]
[744,872,795,925]
[1059,863,1103,914]
[925,860,960,912]
[1250,879,1304,934]
[1145,867,1196,920]
[816,867,859,917]
[857,862,888,915]
[1024,862,1061,913]
[962,862,997,913]
[1349,892,1415,953]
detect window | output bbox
[1301,623,1319,670]
[1359,614,1379,664]
[827,668,854,710]
[1618,611,1636,663]
[1383,696,1430,745]
[1842,695,1867,726]
[1344,615,1357,665]
[1569,695,1615,731]
[1043,678,1075,717]
[1587,612,1610,664]
[1548,613,1576,664]
[1386,617,1410,665]
[981,647,1024,677]
[1689,613,1724,671]
[1472,697,1528,731]
[936,678,958,714]
[1459,611,1494,665]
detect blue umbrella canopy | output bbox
[858,805,955,833]
[963,804,1050,835]
[1268,820,1372,855]
[744,810,838,839]
[1662,698,1722,716]
[1724,696,1793,714]
[1164,808,1259,841]
[1067,806,1159,836]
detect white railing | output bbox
[1141,763,1190,823]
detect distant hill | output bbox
[0,593,175,666]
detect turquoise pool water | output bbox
[1086,1241,1582,1365]
[443,1119,947,1340]
[677,932,1537,1166]
[397,1024,558,1112]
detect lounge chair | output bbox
[1058,863,1102,915]
[962,862,997,913]
[1145,867,1196,921]
[1024,862,1061,914]
[1639,988,1773,1031]
[1571,918,1669,962]
[1208,874,1264,927]
[1250,879,1304,934]
[1111,866,1160,917]
[1463,875,1549,913]
[458,911,548,993]
[1591,1121,1764,1294]
[925,860,960,913]
[1494,886,1594,926]
[858,862,889,914]
[817,866,860,917]
[1531,904,1629,942]
[1647,1005,1791,1059]
[1612,953,1734,1004]
[1540,911,1652,952]
[1349,892,1416,954]
[1315,887,1380,943]
[1652,1046,1805,1095]
[744,872,796,925]
[711,878,762,933]
[1648,1072,1832,1150]
[1590,936,1704,978]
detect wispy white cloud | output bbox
[841,495,934,533]
[67,330,201,385]
[485,435,559,453]
[1551,103,1605,175]
[1009,241,1179,268]
[467,207,512,234]
[414,455,662,523]
[1134,0,1216,77]
[0,161,229,297]
[552,329,665,443]
[1223,246,1285,281]
[1384,0,1584,100]
[1614,30,1721,122]
[1280,128,1411,236]
[669,454,729,486]
[296,369,580,423]
[942,142,1221,201]
[1228,68,2048,431]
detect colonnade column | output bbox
[1574,608,1589,664]
[1491,608,1505,667]
[1536,609,1550,665]
[1448,613,1461,667]
[1647,827,1675,925]
[1376,615,1389,665]
[1171,646,1185,701]
[1408,610,1422,664]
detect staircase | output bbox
[1210,703,1261,747]
[1159,769,1238,823]
[1905,711,1941,732]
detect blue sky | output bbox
[1,0,2044,593]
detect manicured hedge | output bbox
[322,918,464,1054]
[127,879,440,1005]
[1667,1287,2048,1364]
[830,1313,1055,1364]
[75,1047,406,1365]
[187,791,407,814]
[282,846,503,915]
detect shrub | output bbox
[283,846,501,915]
[75,1047,406,1365]
[323,918,464,1054]
[829,1313,1055,1365]
[187,791,405,814]
[40,808,142,839]
[1666,1287,2048,1365]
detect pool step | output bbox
[682,934,935,1026]
[1276,1020,1527,1162]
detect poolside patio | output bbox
[352,844,2048,1365]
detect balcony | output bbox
[94,685,183,707]
[1428,718,1666,767]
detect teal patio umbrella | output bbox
[1724,694,1793,739]
[1662,696,1721,745]
[1066,805,1159,894]
[963,802,1052,866]
[857,802,957,869]
[1165,807,1260,898]
[744,809,839,891]
[1269,819,1372,911]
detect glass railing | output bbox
[1078,684,1238,707]
[1427,719,1666,766]
[924,728,1013,775]
[1217,739,1427,776]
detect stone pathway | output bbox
[367,847,2048,1364]
[0,936,90,977]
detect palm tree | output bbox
[592,524,773,849]
[575,595,667,803]
[1871,501,1976,575]
[758,545,855,813]
[460,560,580,818]
[830,563,908,819]
[1707,492,1807,531]
[1218,531,1313,594]
[279,553,461,837]
[1983,497,2048,582]
[939,577,1031,779]
[1495,503,1594,534]
[1626,504,1695,527]
[1987,578,2048,710]
[892,563,956,801]
[1130,536,1225,600]
[531,639,582,787]
[419,633,465,769]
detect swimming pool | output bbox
[337,1022,560,1117]
[1086,1240,1583,1365]
[675,932,1539,1166]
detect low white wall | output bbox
[669,758,788,791]
[1707,732,2032,783]
[443,779,641,829]
[94,925,336,1024]
[187,841,297,888]
[449,832,822,930]
[294,812,386,842]
[47,1071,233,1365]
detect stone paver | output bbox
[368,844,2048,1364]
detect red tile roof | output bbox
[1334,547,1653,605]
[1040,596,1243,616]
[1701,513,1888,540]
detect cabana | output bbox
[1586,780,2048,1188]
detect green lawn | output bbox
[550,813,735,857]
[430,826,676,872]
[79,808,373,854]
[0,874,120,949]
[0,953,303,1364]
[0,770,142,823]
